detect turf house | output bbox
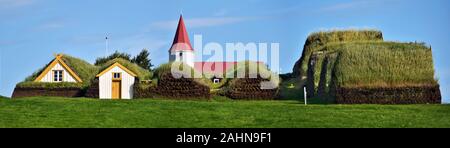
[12,54,98,98]
[291,30,442,104]
[96,62,136,99]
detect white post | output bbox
[304,87,307,105]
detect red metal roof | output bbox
[170,15,194,52]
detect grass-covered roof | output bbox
[98,58,152,80]
[61,55,99,84]
[306,40,437,92]
[225,61,280,87]
[293,29,384,77]
[329,41,437,87]
[19,54,99,88]
[153,62,210,86]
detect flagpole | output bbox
[105,35,109,57]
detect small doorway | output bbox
[111,72,122,99]
[112,80,121,99]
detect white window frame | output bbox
[53,70,63,82]
[213,78,220,84]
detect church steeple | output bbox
[169,15,195,68]
[170,15,193,51]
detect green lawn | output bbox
[0,97,449,128]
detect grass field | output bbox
[0,97,449,128]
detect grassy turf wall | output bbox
[152,72,210,99]
[84,79,99,98]
[317,52,338,101]
[225,61,280,100]
[331,42,437,87]
[293,30,383,78]
[134,62,210,99]
[12,87,85,98]
[323,41,441,104]
[293,29,441,104]
[306,52,326,97]
[226,77,279,100]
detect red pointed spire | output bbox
[170,15,194,51]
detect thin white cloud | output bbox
[0,0,34,9]
[151,16,254,30]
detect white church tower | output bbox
[169,15,195,67]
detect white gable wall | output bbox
[39,63,77,82]
[98,66,135,99]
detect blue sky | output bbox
[0,0,449,103]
